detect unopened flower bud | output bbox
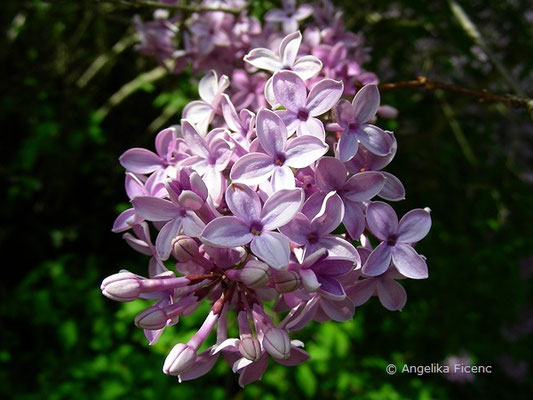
[163,343,197,376]
[134,306,169,330]
[238,336,262,361]
[171,236,199,262]
[101,272,142,302]
[263,328,291,360]
[239,260,270,288]
[273,270,300,293]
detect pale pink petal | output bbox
[291,55,323,80]
[225,183,262,223]
[272,71,307,112]
[202,216,254,247]
[198,70,218,104]
[397,209,432,243]
[392,244,428,279]
[261,188,304,230]
[181,119,210,158]
[352,84,380,123]
[365,201,398,241]
[256,109,287,156]
[271,165,296,191]
[297,117,325,140]
[285,135,328,168]
[230,152,275,185]
[306,78,344,116]
[376,279,407,311]
[132,196,181,221]
[279,31,301,67]
[251,231,290,270]
[156,219,183,260]
[244,48,282,72]
[119,148,162,174]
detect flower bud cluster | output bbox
[102,0,432,386]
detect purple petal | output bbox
[156,219,183,260]
[123,232,152,255]
[279,31,301,67]
[132,196,181,221]
[112,208,140,233]
[365,201,398,241]
[310,193,344,235]
[318,276,346,300]
[315,236,359,261]
[343,201,365,239]
[251,231,290,270]
[244,48,282,72]
[306,78,344,116]
[179,348,218,381]
[238,354,268,387]
[221,94,242,132]
[198,70,218,103]
[285,135,328,168]
[299,268,321,292]
[125,173,147,199]
[278,212,312,245]
[202,216,254,247]
[376,279,407,311]
[271,166,296,191]
[315,157,347,191]
[333,99,355,125]
[292,55,323,80]
[119,148,162,174]
[297,117,325,140]
[392,244,428,279]
[155,127,176,159]
[225,183,262,223]
[379,172,406,201]
[202,167,225,206]
[361,241,393,276]
[256,109,287,156]
[315,259,354,276]
[346,279,377,306]
[181,119,210,158]
[319,297,354,322]
[275,346,310,366]
[182,101,214,135]
[230,152,275,185]
[397,209,432,243]
[338,130,359,162]
[357,125,392,156]
[342,171,385,202]
[273,71,306,112]
[182,212,206,237]
[276,110,300,134]
[352,84,380,123]
[261,188,304,230]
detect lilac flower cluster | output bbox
[101,0,431,387]
[134,0,381,110]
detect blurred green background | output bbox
[1,0,532,398]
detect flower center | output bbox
[387,234,398,246]
[348,121,360,131]
[297,108,310,121]
[306,232,319,244]
[250,221,263,236]
[274,153,286,166]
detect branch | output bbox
[98,0,248,15]
[379,76,533,117]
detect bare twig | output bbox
[378,76,533,118]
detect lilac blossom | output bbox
[274,70,343,139]
[363,202,431,279]
[202,184,304,269]
[230,108,328,190]
[333,84,393,161]
[264,0,313,34]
